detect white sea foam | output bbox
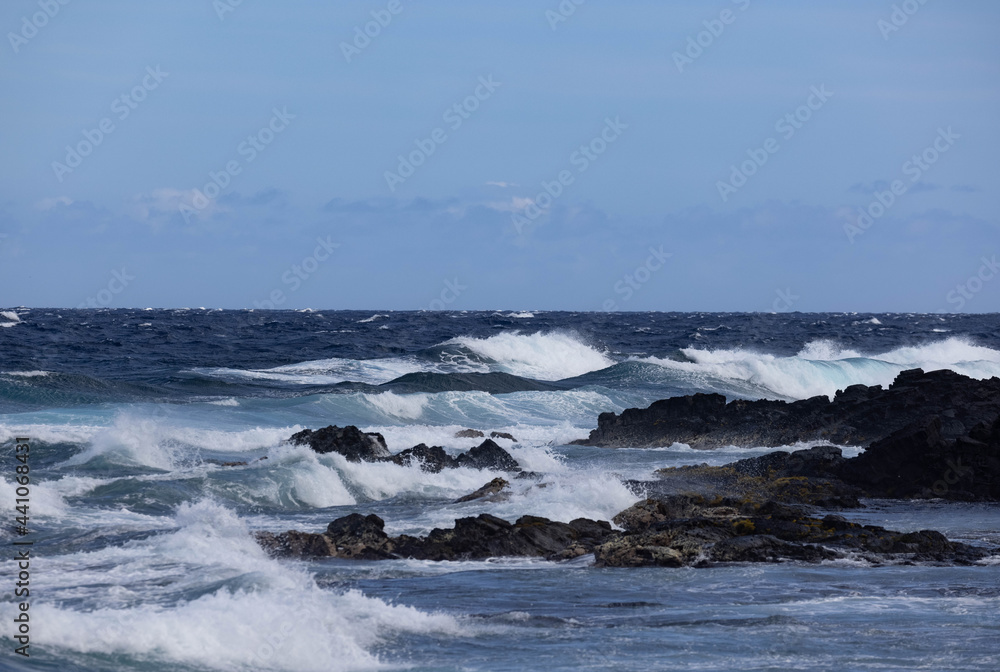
[640,336,1000,400]
[0,310,21,326]
[62,414,303,470]
[447,331,614,380]
[2,370,50,377]
[13,500,462,671]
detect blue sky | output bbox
[1,0,997,311]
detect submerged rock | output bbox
[455,429,485,439]
[455,477,510,503]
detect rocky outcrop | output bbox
[592,496,990,567]
[289,425,390,461]
[575,369,1000,450]
[288,425,522,473]
[257,512,616,562]
[837,415,1000,500]
[256,496,994,567]
[455,429,485,439]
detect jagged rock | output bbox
[455,429,485,439]
[257,498,992,567]
[490,431,517,442]
[575,369,1000,450]
[454,439,521,471]
[286,426,522,473]
[593,496,991,568]
[289,425,390,461]
[390,444,455,472]
[259,512,615,562]
[836,415,1000,501]
[455,477,510,503]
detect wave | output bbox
[638,337,1000,400]
[0,310,21,327]
[9,499,461,671]
[445,331,613,381]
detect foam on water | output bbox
[641,336,1000,400]
[61,414,302,470]
[11,500,462,671]
[447,331,614,380]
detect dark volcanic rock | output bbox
[289,425,390,461]
[389,444,455,472]
[490,431,517,442]
[593,496,990,568]
[259,513,615,562]
[455,477,510,503]
[257,498,993,567]
[576,369,1000,450]
[454,439,521,471]
[455,429,485,439]
[836,415,1000,501]
[288,426,522,473]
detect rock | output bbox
[593,496,991,568]
[289,425,390,462]
[709,535,839,563]
[259,513,616,562]
[258,498,992,568]
[490,431,517,442]
[575,369,1000,450]
[390,444,455,472]
[454,439,521,472]
[455,429,485,439]
[325,513,394,559]
[836,415,1000,501]
[455,477,510,503]
[285,426,522,474]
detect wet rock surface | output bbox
[288,425,522,473]
[256,495,994,567]
[575,368,1000,450]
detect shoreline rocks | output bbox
[574,368,1000,450]
[255,495,995,567]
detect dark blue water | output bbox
[1,309,998,671]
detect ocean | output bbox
[1,308,999,671]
